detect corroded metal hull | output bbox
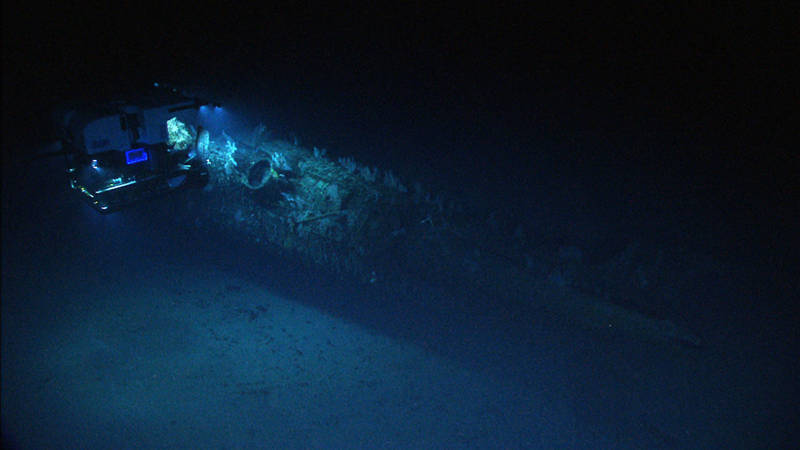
[190,128,701,347]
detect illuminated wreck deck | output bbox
[185,126,701,347]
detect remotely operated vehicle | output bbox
[52,83,212,213]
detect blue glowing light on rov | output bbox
[125,148,148,165]
[198,104,230,134]
[200,104,223,113]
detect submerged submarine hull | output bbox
[188,128,701,347]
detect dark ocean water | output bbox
[3,4,797,448]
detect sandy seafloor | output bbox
[2,143,796,450]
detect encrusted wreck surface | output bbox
[188,126,701,347]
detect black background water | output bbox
[3,3,797,448]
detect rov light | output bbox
[198,103,229,134]
[91,159,99,170]
[199,104,224,112]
